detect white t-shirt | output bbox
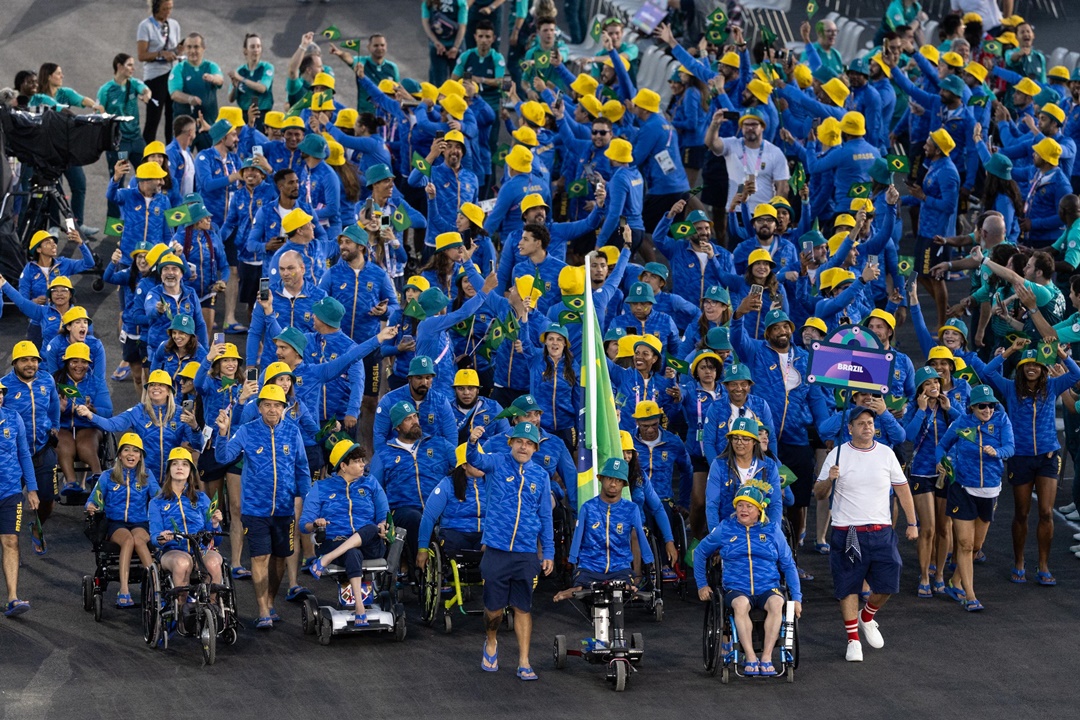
[137,16,182,81]
[179,145,195,196]
[950,0,1004,29]
[719,138,790,209]
[818,441,906,527]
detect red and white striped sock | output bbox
[860,602,880,624]
[845,619,859,642]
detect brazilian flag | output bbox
[806,1,818,17]
[504,312,520,341]
[496,143,510,163]
[340,38,361,51]
[885,394,907,412]
[477,337,497,362]
[671,221,695,240]
[321,25,342,40]
[1038,341,1058,365]
[590,18,603,42]
[412,151,431,177]
[562,294,586,311]
[956,426,980,444]
[166,204,192,228]
[760,26,778,48]
[534,51,551,70]
[451,319,471,337]
[89,481,104,510]
[834,387,850,409]
[558,309,582,326]
[689,184,704,196]
[707,8,727,27]
[403,298,426,321]
[487,316,507,348]
[568,178,588,199]
[898,255,915,277]
[665,353,690,375]
[105,217,124,237]
[57,383,82,399]
[706,24,727,45]
[391,208,412,232]
[779,465,797,488]
[315,417,340,445]
[982,40,1003,58]
[848,182,870,199]
[207,492,219,526]
[953,367,980,385]
[600,86,619,101]
[886,154,910,174]
[790,162,807,194]
[968,94,990,108]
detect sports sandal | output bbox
[30,519,46,556]
[1010,568,1027,584]
[353,612,369,627]
[482,642,498,672]
[309,557,326,579]
[516,666,538,681]
[1036,571,1057,586]
[255,616,273,629]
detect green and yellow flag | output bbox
[885,394,908,412]
[207,492,219,525]
[105,217,124,237]
[590,19,603,43]
[848,182,871,199]
[779,465,797,488]
[665,353,690,374]
[760,26,778,47]
[504,312,520,341]
[886,154,911,174]
[340,38,361,51]
[898,255,915,277]
[953,366,980,385]
[562,294,586,311]
[558,309,582,326]
[790,162,807,194]
[806,1,819,17]
[403,298,426,321]
[411,151,431,177]
[1038,341,1058,365]
[706,25,728,45]
[956,427,979,444]
[166,204,192,228]
[57,383,82,399]
[451,319,471,337]
[671,221,695,240]
[968,93,990,108]
[321,25,342,40]
[496,143,510,163]
[707,8,728,27]
[567,178,588,198]
[391,207,412,232]
[982,40,1003,57]
[486,316,507,348]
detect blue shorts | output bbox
[724,587,783,610]
[439,528,483,559]
[828,526,902,599]
[0,493,24,535]
[907,474,937,496]
[123,336,148,364]
[1007,452,1060,486]
[946,483,997,523]
[33,447,57,504]
[480,548,540,613]
[242,514,295,558]
[321,525,384,579]
[107,520,149,538]
[574,568,634,587]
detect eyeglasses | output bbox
[592,130,609,135]
[973,403,994,410]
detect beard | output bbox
[400,425,422,442]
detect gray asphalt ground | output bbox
[1,2,1079,718]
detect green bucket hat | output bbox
[704,285,731,304]
[705,326,732,351]
[722,362,753,384]
[639,262,670,282]
[967,384,999,407]
[599,457,629,482]
[418,287,449,315]
[339,224,370,246]
[984,153,1013,180]
[274,326,308,355]
[914,366,940,389]
[365,163,395,186]
[626,281,656,304]
[168,314,196,334]
[390,400,418,428]
[408,355,436,377]
[297,133,329,159]
[312,297,345,328]
[508,421,541,444]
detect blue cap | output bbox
[765,309,793,329]
[512,394,543,413]
[390,400,418,428]
[418,287,449,315]
[968,384,999,407]
[297,133,329,159]
[686,209,711,225]
[705,326,732,351]
[939,74,967,97]
[408,355,435,377]
[626,282,656,304]
[639,262,669,282]
[208,119,233,145]
[339,224,370,246]
[722,362,753,384]
[274,326,308,355]
[604,327,628,343]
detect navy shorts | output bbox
[915,236,950,275]
[779,442,815,507]
[33,447,57,504]
[574,568,634,587]
[724,587,783,610]
[223,236,239,267]
[829,526,902,599]
[243,514,295,558]
[238,263,262,306]
[0,493,24,534]
[198,444,242,483]
[681,144,706,170]
[321,525,383,579]
[908,474,937,496]
[1007,452,1061,486]
[946,483,997,523]
[107,520,149,537]
[123,336,148,364]
[439,528,483,558]
[480,548,540,613]
[361,350,381,397]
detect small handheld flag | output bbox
[806,1,819,16]
[848,182,871,199]
[886,154,911,174]
[391,208,412,232]
[1038,341,1058,366]
[671,222,695,240]
[760,26,778,48]
[982,40,1003,58]
[885,394,908,412]
[568,178,589,199]
[451,319,471,337]
[207,491,220,525]
[403,298,426,321]
[340,38,361,51]
[411,151,431,177]
[706,25,728,45]
[707,8,728,27]
[665,353,690,374]
[504,312,520,340]
[590,19,603,42]
[321,25,342,40]
[558,309,582,325]
[57,383,83,399]
[105,217,124,237]
[779,465,797,488]
[562,294,586,311]
[790,162,807,194]
[953,367,980,385]
[496,143,510,163]
[166,204,192,228]
[956,427,979,444]
[898,255,915,277]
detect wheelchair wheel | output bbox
[613,661,627,692]
[443,611,453,634]
[318,608,333,645]
[553,634,567,669]
[221,627,238,647]
[301,596,319,635]
[82,576,93,612]
[653,598,664,622]
[142,565,162,647]
[504,608,514,631]
[631,632,644,652]
[419,544,441,627]
[702,593,723,676]
[199,607,217,666]
[93,592,103,623]
[393,603,407,642]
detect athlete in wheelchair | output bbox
[143,447,238,664]
[300,439,407,644]
[552,458,649,691]
[82,433,158,617]
[696,485,801,681]
[416,443,487,632]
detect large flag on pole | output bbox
[576,253,624,511]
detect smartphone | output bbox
[749,284,764,298]
[435,131,445,140]
[463,71,473,81]
[502,77,513,93]
[246,367,258,383]
[736,183,745,195]
[259,277,270,302]
[252,145,263,157]
[64,218,76,234]
[868,254,879,266]
[362,197,374,219]
[801,240,814,256]
[380,214,392,230]
[182,399,195,414]
[619,216,627,229]
[722,110,740,122]
[214,332,225,346]
[118,150,129,161]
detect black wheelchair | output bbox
[419,536,517,633]
[551,502,576,589]
[141,531,240,665]
[59,431,118,506]
[80,503,145,622]
[300,526,407,645]
[553,580,645,692]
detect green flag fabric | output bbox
[886,154,911,174]
[391,207,412,232]
[105,217,124,237]
[956,427,979,444]
[806,1,819,16]
[321,25,342,40]
[982,40,1003,57]
[706,25,728,45]
[848,182,870,199]
[898,255,915,277]
[665,353,690,375]
[567,178,588,198]
[403,298,426,321]
[707,8,728,27]
[340,38,361,51]
[671,221,695,239]
[166,204,192,228]
[760,26,778,47]
[504,312,520,340]
[411,151,431,177]
[968,93,990,108]
[558,309,582,326]
[57,383,82,399]
[590,19,603,42]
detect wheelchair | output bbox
[59,431,118,506]
[419,537,516,633]
[141,531,240,666]
[551,502,576,589]
[553,580,645,692]
[300,526,408,645]
[629,500,691,620]
[80,504,146,622]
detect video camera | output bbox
[0,105,121,183]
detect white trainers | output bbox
[1073,532,1080,541]
[1070,544,1080,553]
[1064,510,1080,521]
[846,640,864,662]
[1060,503,1077,515]
[858,617,884,649]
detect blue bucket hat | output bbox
[508,421,541,444]
[339,224,370,246]
[722,362,753,384]
[626,282,656,304]
[185,203,211,226]
[765,309,794,330]
[274,326,308,355]
[639,262,670,282]
[297,133,329,159]
[705,326,732,351]
[183,192,203,206]
[312,297,345,328]
[686,209,711,225]
[599,457,629,482]
[169,314,196,334]
[418,287,449,315]
[914,366,940,389]
[390,400,418,428]
[241,157,267,174]
[208,119,233,145]
[868,158,893,186]
[703,285,731,304]
[408,355,436,377]
[365,163,395,186]
[968,384,999,407]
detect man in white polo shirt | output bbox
[814,405,918,662]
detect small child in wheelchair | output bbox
[555,458,653,612]
[301,439,389,627]
[148,448,225,600]
[85,432,159,607]
[694,485,801,677]
[415,443,486,571]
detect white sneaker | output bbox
[858,617,884,649]
[1064,510,1080,521]
[1060,503,1077,515]
[1070,544,1080,553]
[1074,532,1080,541]
[846,640,864,662]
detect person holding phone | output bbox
[407,131,479,252]
[107,160,172,262]
[705,108,789,211]
[596,138,645,251]
[149,313,207,384]
[652,200,735,307]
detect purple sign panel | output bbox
[632,1,668,34]
[806,342,895,394]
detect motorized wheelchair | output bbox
[300,525,408,645]
[700,519,801,683]
[80,497,146,622]
[553,580,645,692]
[141,531,240,666]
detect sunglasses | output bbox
[973,403,994,410]
[592,130,610,135]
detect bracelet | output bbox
[907,523,918,527]
[947,261,952,270]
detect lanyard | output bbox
[738,140,765,175]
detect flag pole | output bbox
[584,251,599,504]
